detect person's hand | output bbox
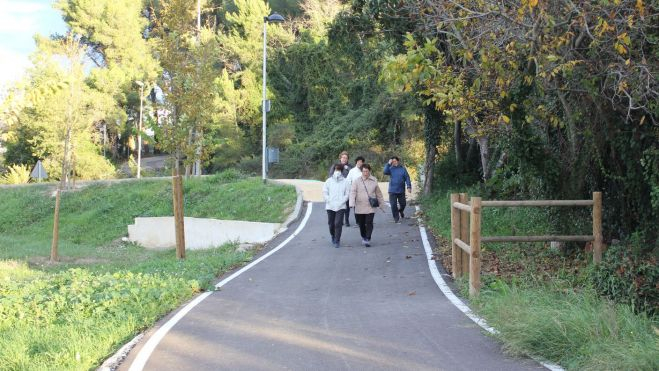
[407,187,412,193]
[388,159,392,165]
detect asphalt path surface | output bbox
[120,202,544,371]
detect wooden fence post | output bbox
[50,188,61,262]
[593,192,603,264]
[459,193,469,277]
[450,194,461,278]
[469,197,482,297]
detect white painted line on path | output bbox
[128,203,314,371]
[415,206,564,371]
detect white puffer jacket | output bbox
[323,174,350,211]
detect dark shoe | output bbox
[394,219,401,224]
[400,211,405,219]
[365,241,371,247]
[331,237,336,244]
[345,222,350,227]
[362,238,368,246]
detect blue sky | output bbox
[0,0,67,90]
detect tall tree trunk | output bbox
[423,106,443,195]
[454,121,463,170]
[478,136,490,180]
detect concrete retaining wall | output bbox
[127,217,281,250]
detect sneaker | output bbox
[331,237,336,244]
[400,211,405,219]
[346,222,350,227]
[334,242,340,248]
[394,219,401,224]
[362,238,368,246]
[365,240,371,247]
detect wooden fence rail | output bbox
[450,192,603,296]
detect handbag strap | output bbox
[361,178,372,198]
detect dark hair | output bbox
[391,156,400,162]
[361,163,372,171]
[334,163,344,171]
[355,156,365,163]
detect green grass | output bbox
[475,281,659,371]
[420,185,658,370]
[0,175,296,260]
[0,172,297,370]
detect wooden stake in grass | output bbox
[592,192,603,264]
[459,193,469,277]
[450,193,462,278]
[173,175,186,259]
[469,197,481,297]
[50,188,61,262]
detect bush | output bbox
[0,164,32,184]
[207,168,246,184]
[590,234,659,316]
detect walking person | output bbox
[345,156,365,227]
[349,163,385,247]
[383,156,412,224]
[328,151,352,226]
[323,164,350,248]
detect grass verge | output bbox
[0,172,296,369]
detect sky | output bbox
[0,0,67,91]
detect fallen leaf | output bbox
[406,255,412,259]
[408,290,416,296]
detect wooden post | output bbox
[592,192,603,264]
[450,194,461,278]
[50,188,61,262]
[459,193,469,277]
[173,175,186,259]
[469,197,482,296]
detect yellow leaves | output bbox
[404,83,412,92]
[614,42,627,55]
[595,19,615,36]
[465,50,473,61]
[524,75,534,86]
[618,32,631,46]
[528,0,538,7]
[636,0,645,16]
[501,115,510,124]
[618,80,628,93]
[510,103,518,112]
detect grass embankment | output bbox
[0,171,297,370]
[420,189,658,371]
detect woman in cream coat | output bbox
[349,164,386,247]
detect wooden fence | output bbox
[450,192,603,296]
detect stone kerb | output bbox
[127,217,281,250]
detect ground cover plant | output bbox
[0,172,297,369]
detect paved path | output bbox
[120,191,544,370]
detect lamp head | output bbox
[265,12,285,23]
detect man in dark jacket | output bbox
[383,156,412,223]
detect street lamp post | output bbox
[135,80,145,179]
[262,12,285,183]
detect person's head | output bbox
[339,151,349,165]
[333,163,344,173]
[354,156,365,169]
[361,163,371,178]
[391,156,400,167]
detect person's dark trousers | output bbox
[345,201,351,225]
[327,209,346,242]
[389,193,406,221]
[355,213,375,240]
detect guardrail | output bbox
[450,192,603,296]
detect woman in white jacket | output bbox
[323,164,350,248]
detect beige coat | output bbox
[350,175,385,214]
